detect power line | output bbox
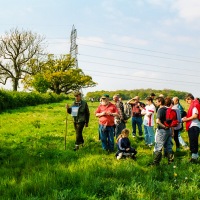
[84,69,200,85]
[79,53,200,73]
[78,43,200,64]
[86,72,198,87]
[79,60,200,78]
[77,38,200,60]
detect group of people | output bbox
[66,91,200,165]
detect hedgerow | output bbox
[0,90,67,111]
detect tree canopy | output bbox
[0,28,45,91]
[23,54,97,94]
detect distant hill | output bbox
[85,88,189,101]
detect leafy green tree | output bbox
[24,54,96,94]
[0,28,45,91]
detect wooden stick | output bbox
[65,105,68,150]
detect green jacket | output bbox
[67,100,90,124]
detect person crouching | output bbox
[116,128,137,160]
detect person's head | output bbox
[121,128,130,138]
[150,93,156,99]
[159,94,164,98]
[113,94,119,102]
[101,94,110,105]
[155,97,165,106]
[133,96,139,103]
[185,93,194,104]
[73,91,82,102]
[165,97,173,107]
[172,97,179,105]
[145,97,153,105]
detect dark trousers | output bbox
[173,129,180,149]
[74,122,85,145]
[188,126,200,154]
[115,121,126,138]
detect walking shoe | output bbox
[117,153,123,160]
[168,153,174,164]
[148,144,153,148]
[183,146,189,151]
[73,145,79,151]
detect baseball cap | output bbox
[73,91,81,96]
[101,94,109,99]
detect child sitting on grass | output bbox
[115,128,137,160]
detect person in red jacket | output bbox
[96,94,119,152]
[182,93,200,163]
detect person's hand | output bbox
[101,111,106,116]
[126,148,130,151]
[182,117,187,122]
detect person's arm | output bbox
[182,113,198,122]
[85,103,90,127]
[118,139,125,151]
[182,107,198,122]
[156,118,168,129]
[127,98,135,104]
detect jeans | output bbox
[131,117,143,136]
[100,125,115,151]
[154,128,173,153]
[144,125,155,145]
[115,121,126,138]
[178,131,187,146]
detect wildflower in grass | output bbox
[173,165,176,169]
[174,173,177,177]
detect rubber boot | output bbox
[148,151,162,166]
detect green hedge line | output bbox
[0,90,68,112]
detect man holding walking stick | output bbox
[66,91,90,151]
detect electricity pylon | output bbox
[70,25,78,68]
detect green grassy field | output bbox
[0,100,199,200]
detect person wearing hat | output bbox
[95,94,119,152]
[66,91,90,151]
[113,94,126,138]
[127,96,145,137]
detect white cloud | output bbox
[172,0,200,22]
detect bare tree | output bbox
[0,28,45,91]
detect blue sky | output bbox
[1,0,200,97]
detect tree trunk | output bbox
[12,78,19,91]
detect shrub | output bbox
[0,90,67,112]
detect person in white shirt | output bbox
[141,97,156,147]
[182,93,200,163]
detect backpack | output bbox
[164,107,179,127]
[124,103,132,120]
[193,99,200,121]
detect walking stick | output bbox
[65,105,68,150]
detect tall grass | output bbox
[0,100,199,200]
